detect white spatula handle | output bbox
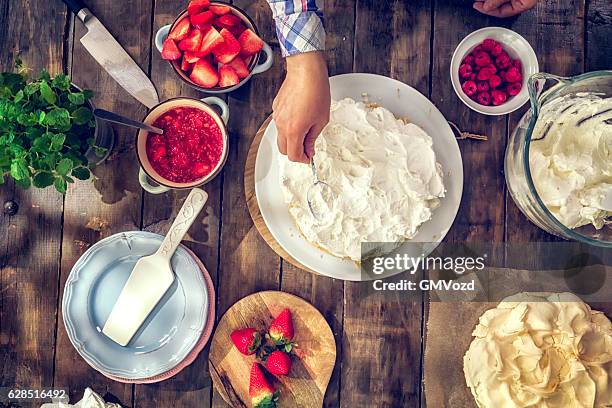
[156,188,208,260]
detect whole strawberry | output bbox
[268,308,294,346]
[249,363,279,408]
[266,350,292,376]
[230,328,261,355]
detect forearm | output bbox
[266,0,326,57]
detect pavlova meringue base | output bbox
[463,292,612,408]
[279,98,445,261]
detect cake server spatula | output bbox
[103,188,208,346]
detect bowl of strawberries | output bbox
[155,0,273,93]
[451,27,539,115]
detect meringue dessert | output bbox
[529,94,612,230]
[279,98,445,261]
[464,292,612,408]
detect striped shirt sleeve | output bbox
[266,0,325,57]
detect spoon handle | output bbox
[155,188,208,260]
[93,108,164,134]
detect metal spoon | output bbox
[306,157,335,223]
[94,108,164,135]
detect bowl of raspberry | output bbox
[451,27,539,115]
[155,0,273,93]
[137,97,229,194]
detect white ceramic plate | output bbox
[255,73,464,281]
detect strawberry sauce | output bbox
[146,107,224,183]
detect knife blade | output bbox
[62,0,159,108]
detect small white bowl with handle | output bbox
[155,2,274,94]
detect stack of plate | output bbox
[62,231,215,383]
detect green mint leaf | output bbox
[71,166,91,181]
[38,110,46,124]
[83,89,94,100]
[14,89,24,103]
[50,133,65,152]
[52,74,71,91]
[40,81,57,105]
[56,157,73,175]
[68,92,85,105]
[24,82,39,95]
[53,176,67,193]
[63,175,74,184]
[72,106,93,125]
[45,107,71,129]
[15,176,31,189]
[10,158,29,180]
[32,171,54,188]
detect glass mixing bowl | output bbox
[505,71,612,247]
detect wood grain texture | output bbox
[214,1,283,406]
[340,2,431,407]
[504,0,585,244]
[52,0,153,404]
[133,0,223,406]
[586,0,612,70]
[0,0,68,393]
[209,291,336,408]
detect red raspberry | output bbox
[482,38,497,51]
[489,75,502,89]
[491,90,508,106]
[486,63,497,74]
[477,68,492,81]
[498,70,507,81]
[463,54,475,66]
[473,45,484,54]
[459,64,473,79]
[474,51,491,67]
[511,59,522,70]
[462,80,477,96]
[469,73,476,81]
[490,43,503,57]
[476,91,491,105]
[495,52,511,69]
[507,82,522,96]
[474,64,482,72]
[505,66,522,83]
[477,81,490,92]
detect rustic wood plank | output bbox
[279,1,356,407]
[212,0,283,406]
[52,0,153,404]
[586,0,612,70]
[132,1,223,406]
[0,0,69,393]
[505,0,585,243]
[339,1,431,407]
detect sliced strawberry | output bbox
[187,0,210,16]
[227,23,247,39]
[209,4,231,15]
[190,58,219,88]
[238,29,264,56]
[227,56,249,79]
[214,13,242,27]
[161,39,182,60]
[197,26,224,56]
[178,28,203,52]
[218,65,240,87]
[212,28,241,63]
[191,11,214,29]
[180,57,193,72]
[168,17,191,41]
[183,52,200,63]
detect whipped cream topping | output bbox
[529,94,612,229]
[279,98,445,261]
[464,292,612,408]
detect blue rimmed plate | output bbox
[63,231,209,380]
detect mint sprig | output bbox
[0,61,102,193]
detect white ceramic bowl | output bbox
[450,27,539,115]
[254,73,464,281]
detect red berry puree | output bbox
[146,107,224,183]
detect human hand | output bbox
[473,0,537,17]
[272,51,330,164]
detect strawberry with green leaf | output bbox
[249,363,279,408]
[267,308,295,352]
[230,328,261,356]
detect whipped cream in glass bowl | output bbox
[505,71,612,246]
[279,98,445,261]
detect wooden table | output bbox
[0,0,610,407]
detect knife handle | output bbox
[61,0,86,15]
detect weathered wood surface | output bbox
[0,0,609,407]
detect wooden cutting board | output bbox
[209,291,336,408]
